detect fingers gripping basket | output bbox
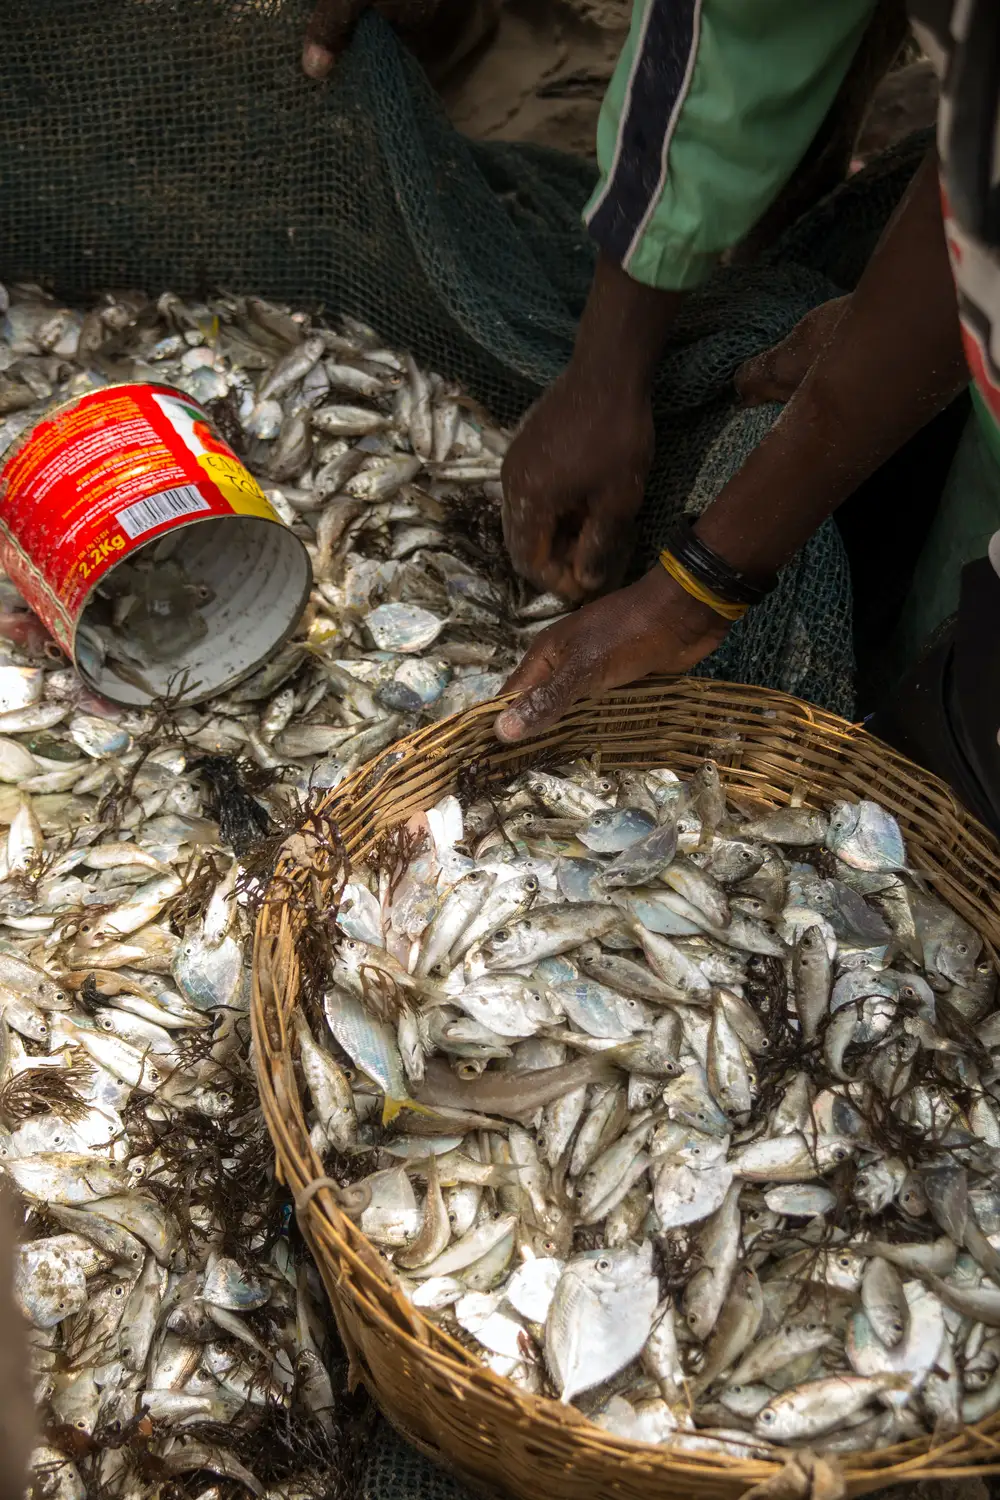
[251,677,1000,1500]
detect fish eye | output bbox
[448,1211,459,1226]
[493,929,509,942]
[956,942,969,956]
[759,1038,770,1050]
[542,1239,558,1253]
[695,1111,707,1123]
[747,1209,760,1221]
[690,1146,701,1156]
[977,960,991,975]
[687,1312,699,1327]
[806,1322,819,1332]
[833,1146,848,1161]
[113,1285,125,1298]
[837,1255,852,1269]
[595,1256,611,1272]
[525,877,539,892]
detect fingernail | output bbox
[302,42,333,78]
[494,709,523,742]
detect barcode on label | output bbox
[117,484,210,540]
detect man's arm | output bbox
[694,153,967,578]
[501,0,881,602]
[496,153,970,743]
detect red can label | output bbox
[0,383,278,655]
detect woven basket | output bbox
[251,677,1000,1500]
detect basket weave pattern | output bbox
[251,677,1000,1499]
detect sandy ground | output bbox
[440,0,627,157]
[438,0,937,168]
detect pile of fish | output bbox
[1,277,997,1485]
[301,760,1000,1459]
[0,279,563,733]
[0,281,562,1500]
[0,708,369,1498]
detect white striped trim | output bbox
[624,0,705,269]
[584,0,659,228]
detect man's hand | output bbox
[501,368,653,602]
[303,0,441,79]
[494,567,728,743]
[500,253,684,603]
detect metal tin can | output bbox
[0,383,311,705]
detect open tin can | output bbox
[0,382,311,704]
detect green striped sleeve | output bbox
[586,0,880,290]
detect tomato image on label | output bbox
[150,390,275,520]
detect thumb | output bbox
[495,651,588,744]
[500,638,559,699]
[495,637,558,741]
[571,504,628,594]
[303,0,368,76]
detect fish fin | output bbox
[382,1096,408,1125]
[382,1096,442,1125]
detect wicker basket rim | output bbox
[252,676,1000,1497]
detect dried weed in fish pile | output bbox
[191,755,278,860]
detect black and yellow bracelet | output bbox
[659,549,748,620]
[659,519,776,622]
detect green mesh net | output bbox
[0,8,927,1491]
[0,1,928,720]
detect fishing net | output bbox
[0,6,927,1492]
[0,1,929,721]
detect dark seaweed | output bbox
[189,753,276,857]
